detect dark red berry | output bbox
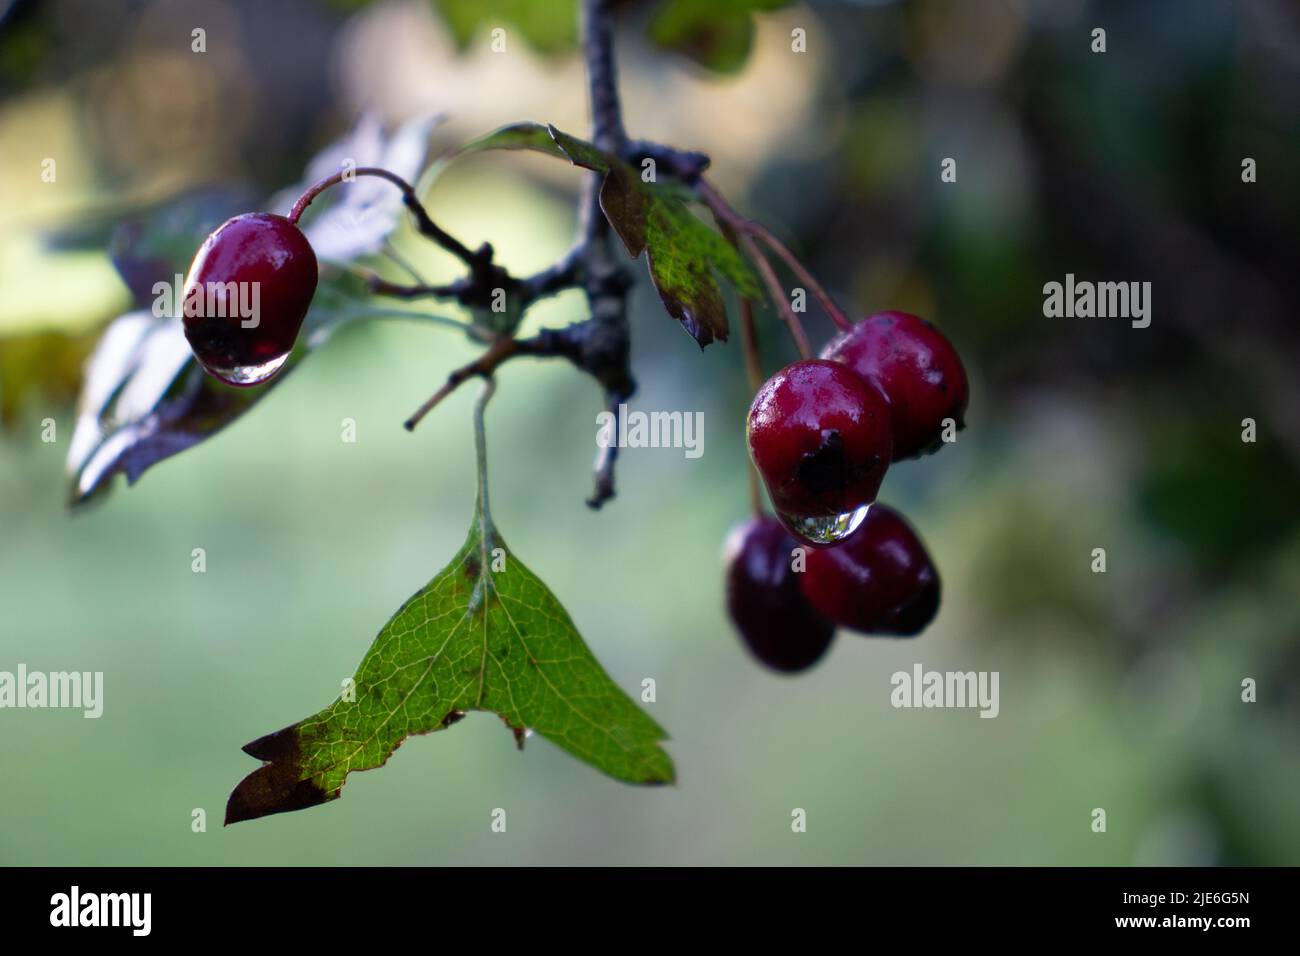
[181,212,318,386]
[746,359,892,545]
[724,516,834,673]
[799,503,939,636]
[821,311,968,460]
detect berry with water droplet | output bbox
[724,515,834,672]
[800,503,939,636]
[181,212,317,386]
[746,359,892,546]
[821,311,968,459]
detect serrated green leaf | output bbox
[693,210,762,298]
[433,119,759,348]
[644,199,729,345]
[226,501,674,824]
[545,125,759,346]
[629,177,761,347]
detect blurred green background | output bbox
[2,0,1298,865]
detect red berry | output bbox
[724,516,834,673]
[799,503,939,636]
[746,359,892,545]
[181,212,318,386]
[821,311,968,460]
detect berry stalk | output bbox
[288,167,483,271]
[697,180,813,358]
[738,297,766,517]
[746,220,852,332]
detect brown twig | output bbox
[696,180,813,358]
[404,337,521,431]
[746,220,853,332]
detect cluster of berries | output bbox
[175,204,969,678]
[726,312,969,672]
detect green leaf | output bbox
[546,125,759,347]
[429,120,760,347]
[547,123,612,172]
[432,0,578,56]
[649,0,794,75]
[455,121,568,161]
[226,501,674,824]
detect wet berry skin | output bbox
[724,516,835,673]
[821,311,968,460]
[181,212,318,386]
[799,503,940,636]
[746,359,892,535]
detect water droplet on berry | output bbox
[777,503,870,545]
[200,351,291,387]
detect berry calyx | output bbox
[821,311,968,460]
[724,516,834,673]
[799,503,940,636]
[181,212,318,386]
[746,358,892,545]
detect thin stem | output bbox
[747,221,853,332]
[289,167,482,269]
[382,240,430,285]
[738,296,763,394]
[350,308,470,331]
[366,255,582,311]
[696,180,812,358]
[747,464,764,518]
[365,274,462,300]
[404,336,521,431]
[473,377,497,527]
[740,232,812,359]
[738,297,766,517]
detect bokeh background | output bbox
[2,0,1298,865]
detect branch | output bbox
[400,0,636,509]
[582,0,627,156]
[574,0,635,508]
[403,336,520,431]
[403,318,635,432]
